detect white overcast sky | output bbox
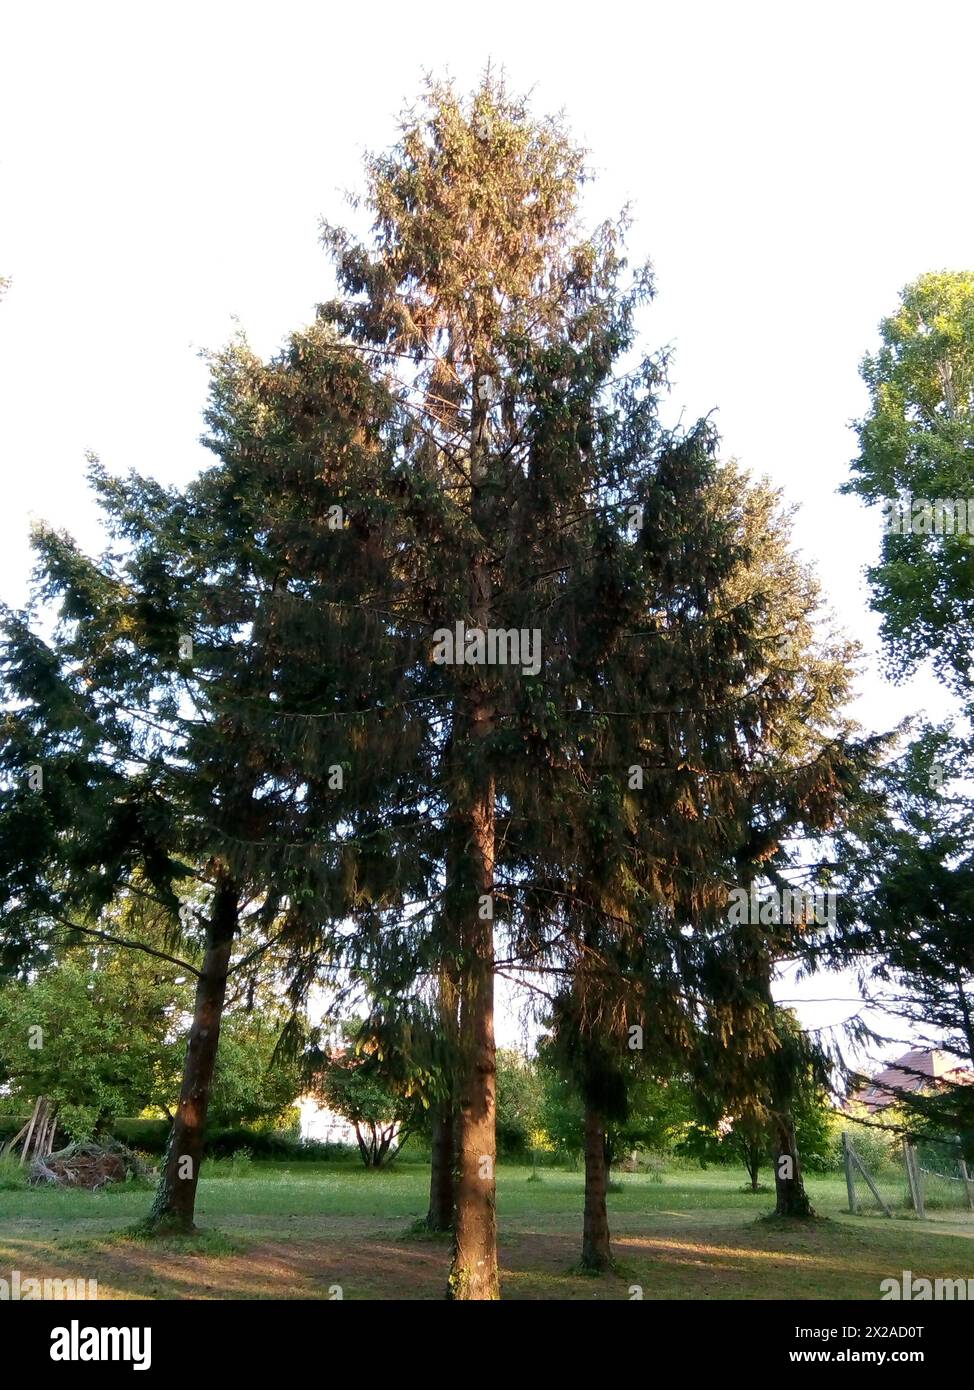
[2,0,971,1065]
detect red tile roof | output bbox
[852,1049,974,1112]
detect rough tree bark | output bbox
[447,364,500,1299]
[771,1109,813,1218]
[426,965,459,1231]
[749,925,815,1220]
[581,1102,612,1271]
[147,872,239,1232]
[448,781,499,1299]
[427,1097,457,1231]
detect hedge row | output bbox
[204,1128,359,1162]
[0,1115,31,1141]
[0,1114,361,1163]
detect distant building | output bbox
[295,1044,402,1155]
[294,1094,357,1146]
[851,1048,974,1113]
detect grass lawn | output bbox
[2,1161,973,1300]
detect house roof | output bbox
[852,1048,974,1112]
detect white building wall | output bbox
[296,1095,357,1146]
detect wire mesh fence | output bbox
[842,1131,910,1216]
[915,1138,974,1214]
[843,1130,974,1217]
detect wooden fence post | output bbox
[19,1097,43,1166]
[842,1131,859,1214]
[851,1140,893,1217]
[959,1157,974,1213]
[904,1141,925,1219]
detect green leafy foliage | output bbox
[0,942,184,1139]
[310,1027,423,1168]
[843,271,974,705]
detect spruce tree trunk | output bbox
[581,1103,612,1271]
[448,783,499,1299]
[426,1098,456,1231]
[426,962,459,1231]
[772,1110,813,1218]
[750,941,814,1220]
[148,875,239,1232]
[447,358,499,1299]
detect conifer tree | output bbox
[0,321,431,1230]
[534,461,878,1256]
[0,72,882,1288]
[685,473,881,1219]
[828,727,974,1154]
[316,73,668,1297]
[314,72,882,1284]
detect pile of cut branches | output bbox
[29,1138,153,1190]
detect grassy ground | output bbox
[1,1161,972,1299]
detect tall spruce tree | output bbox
[689,472,881,1219]
[317,73,672,1297]
[315,73,880,1284]
[0,319,432,1230]
[536,462,879,1255]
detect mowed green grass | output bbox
[2,1162,972,1299]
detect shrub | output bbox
[644,1151,666,1183]
[0,1115,31,1142]
[837,1108,906,1175]
[229,1147,253,1176]
[394,1134,431,1164]
[204,1126,282,1158]
[0,1154,29,1191]
[202,1126,358,1162]
[112,1118,171,1153]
